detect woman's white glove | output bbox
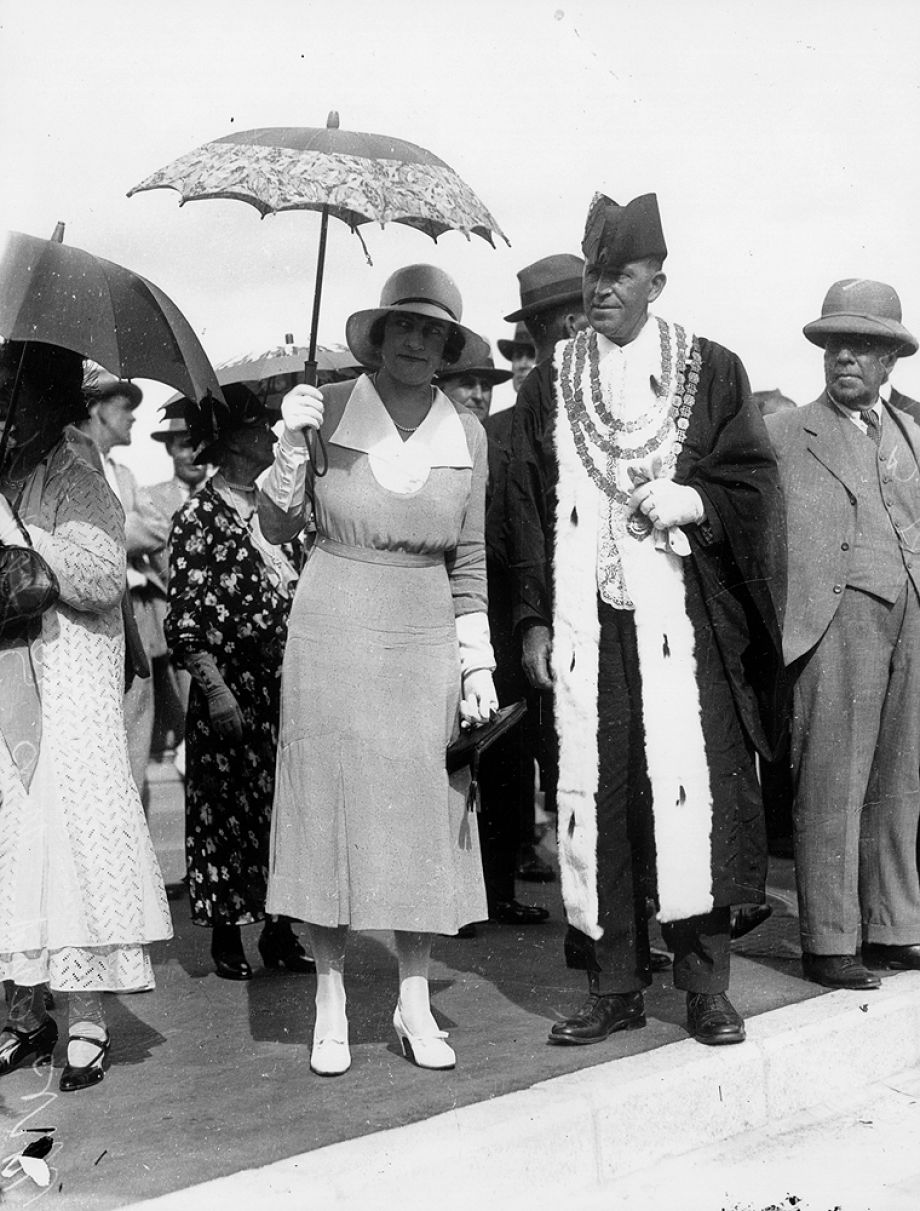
[460,668,499,728]
[456,612,498,727]
[455,611,496,677]
[280,384,324,448]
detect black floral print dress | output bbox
[165,481,300,927]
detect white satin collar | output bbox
[330,374,473,468]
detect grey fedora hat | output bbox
[503,253,585,323]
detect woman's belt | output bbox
[315,536,442,568]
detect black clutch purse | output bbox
[0,542,60,639]
[446,700,528,812]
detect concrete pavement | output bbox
[1,758,918,1210]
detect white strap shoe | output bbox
[393,1005,456,1070]
[310,1036,351,1076]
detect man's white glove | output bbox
[280,384,325,448]
[627,478,704,530]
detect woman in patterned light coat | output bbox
[165,386,310,980]
[0,341,172,1093]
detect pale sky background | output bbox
[2,0,919,483]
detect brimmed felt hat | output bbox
[150,415,191,443]
[435,340,512,387]
[581,192,668,268]
[803,279,917,357]
[345,264,489,371]
[504,254,585,322]
[497,320,536,362]
[161,383,276,465]
[82,363,143,408]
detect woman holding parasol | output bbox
[259,264,498,1075]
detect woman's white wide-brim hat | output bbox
[345,263,490,371]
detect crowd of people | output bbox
[2,187,920,1090]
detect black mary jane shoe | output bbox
[59,1032,110,1093]
[257,920,316,974]
[686,992,746,1045]
[211,923,252,981]
[0,1019,58,1076]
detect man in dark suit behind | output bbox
[886,382,920,426]
[766,279,920,990]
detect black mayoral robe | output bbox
[500,329,786,935]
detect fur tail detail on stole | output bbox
[620,536,713,923]
[551,345,603,941]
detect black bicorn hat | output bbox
[581,192,668,268]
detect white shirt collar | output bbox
[103,455,123,503]
[832,396,882,433]
[596,314,659,362]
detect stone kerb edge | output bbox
[129,974,920,1210]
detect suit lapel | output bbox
[802,394,859,492]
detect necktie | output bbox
[864,409,881,447]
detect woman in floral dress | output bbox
[165,386,311,980]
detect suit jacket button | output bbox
[841,542,849,550]
[833,585,843,594]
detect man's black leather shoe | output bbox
[862,943,920,971]
[686,992,746,1045]
[516,846,556,883]
[801,953,881,989]
[548,991,645,1045]
[730,904,773,940]
[490,899,549,925]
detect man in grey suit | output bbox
[766,279,920,989]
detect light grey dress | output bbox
[263,376,488,933]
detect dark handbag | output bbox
[446,700,528,812]
[0,541,60,638]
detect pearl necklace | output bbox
[372,372,432,434]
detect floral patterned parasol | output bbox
[128,116,508,245]
[129,112,509,468]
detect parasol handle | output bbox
[304,200,331,477]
